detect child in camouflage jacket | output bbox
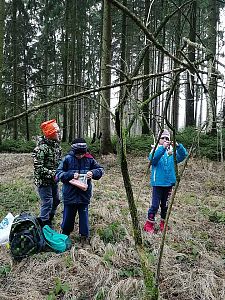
[32,119,62,226]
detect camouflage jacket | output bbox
[32,136,62,186]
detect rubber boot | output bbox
[143,220,155,233]
[160,219,170,232]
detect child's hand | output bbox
[86,171,93,179]
[171,141,179,146]
[163,141,170,148]
[168,149,173,156]
[74,172,79,179]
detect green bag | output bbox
[42,225,72,253]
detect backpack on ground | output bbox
[42,225,72,253]
[9,212,46,261]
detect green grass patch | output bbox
[171,240,200,263]
[182,193,197,205]
[0,264,11,277]
[200,206,225,224]
[208,210,225,224]
[102,248,115,267]
[94,288,106,300]
[46,278,70,300]
[0,180,39,219]
[118,266,142,278]
[98,221,126,244]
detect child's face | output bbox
[48,130,61,142]
[159,136,170,145]
[75,153,85,159]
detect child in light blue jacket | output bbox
[144,129,188,233]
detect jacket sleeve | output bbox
[33,145,54,178]
[149,146,166,166]
[176,144,188,163]
[55,157,75,183]
[90,159,104,180]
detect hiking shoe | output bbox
[143,220,155,233]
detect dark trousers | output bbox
[148,186,172,220]
[38,184,60,221]
[61,203,89,237]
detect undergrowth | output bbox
[0,127,225,160]
[98,221,126,244]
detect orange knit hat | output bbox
[40,119,59,138]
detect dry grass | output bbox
[0,154,225,299]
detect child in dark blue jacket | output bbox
[144,129,188,233]
[56,138,104,239]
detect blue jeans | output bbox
[148,186,172,220]
[38,184,60,221]
[61,203,89,237]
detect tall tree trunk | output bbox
[0,0,5,144]
[69,0,76,142]
[206,0,218,134]
[24,48,29,141]
[155,0,166,134]
[76,25,82,137]
[62,0,69,142]
[172,0,181,130]
[119,0,127,103]
[12,0,18,139]
[100,0,113,154]
[185,0,196,127]
[142,0,150,135]
[43,0,50,120]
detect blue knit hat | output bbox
[71,138,87,154]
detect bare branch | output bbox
[0,67,186,126]
[183,37,206,50]
[154,0,193,37]
[108,0,190,69]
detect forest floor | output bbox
[0,153,225,300]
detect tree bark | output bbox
[0,0,5,144]
[142,0,150,135]
[62,0,69,142]
[100,0,113,154]
[206,0,218,134]
[12,0,18,139]
[186,0,196,127]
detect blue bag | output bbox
[42,225,72,253]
